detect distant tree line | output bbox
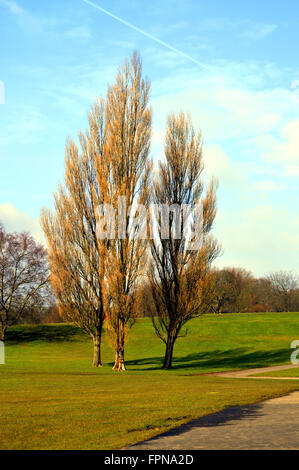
[212,267,299,313]
[138,267,299,315]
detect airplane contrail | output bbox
[82,0,211,71]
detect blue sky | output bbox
[0,0,298,276]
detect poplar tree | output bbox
[149,112,221,369]
[41,99,107,367]
[103,52,152,371]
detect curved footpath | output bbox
[128,364,299,450]
[208,363,299,379]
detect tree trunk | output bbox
[163,333,176,369]
[92,327,102,367]
[112,319,127,371]
[0,325,6,342]
[112,349,126,371]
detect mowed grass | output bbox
[0,313,298,449]
[255,368,299,377]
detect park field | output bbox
[0,312,298,449]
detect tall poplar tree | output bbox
[41,99,107,367]
[149,112,221,369]
[103,52,152,371]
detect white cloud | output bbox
[251,119,299,177]
[65,26,92,40]
[252,180,286,191]
[0,203,44,244]
[151,66,298,144]
[0,0,43,33]
[0,0,23,16]
[280,120,299,162]
[149,60,299,275]
[193,16,277,41]
[202,144,241,185]
[214,205,299,276]
[0,0,72,36]
[243,24,277,41]
[111,40,136,49]
[0,107,46,146]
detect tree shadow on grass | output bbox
[6,324,84,344]
[125,348,291,372]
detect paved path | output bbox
[129,391,299,450]
[208,363,299,379]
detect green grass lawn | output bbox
[254,367,299,377]
[0,313,298,449]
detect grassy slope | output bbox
[0,313,298,449]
